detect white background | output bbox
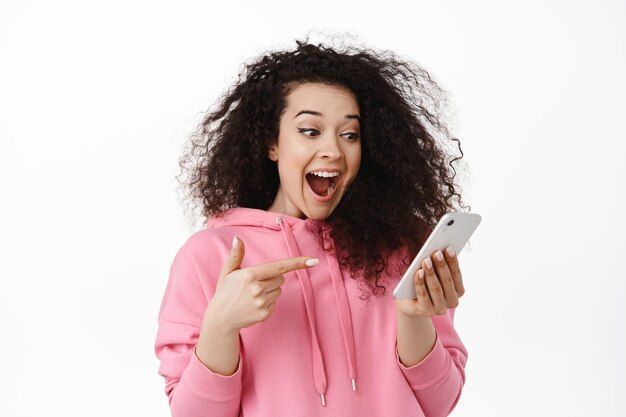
[1,0,624,415]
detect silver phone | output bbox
[393,212,482,299]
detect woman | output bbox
[155,38,470,417]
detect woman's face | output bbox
[267,82,362,220]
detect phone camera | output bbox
[447,219,454,226]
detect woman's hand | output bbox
[196,237,318,376]
[395,246,465,317]
[205,236,318,334]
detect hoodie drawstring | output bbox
[322,228,358,392]
[277,217,328,406]
[276,217,358,407]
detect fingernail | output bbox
[446,247,455,257]
[232,236,239,249]
[435,250,444,262]
[305,258,319,267]
[424,257,433,269]
[418,269,425,279]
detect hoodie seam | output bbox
[159,318,201,329]
[179,373,242,403]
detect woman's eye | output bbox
[298,128,320,137]
[341,132,361,141]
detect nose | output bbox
[317,133,343,160]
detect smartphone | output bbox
[393,212,482,299]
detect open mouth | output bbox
[306,171,341,197]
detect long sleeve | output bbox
[397,308,467,417]
[154,244,243,417]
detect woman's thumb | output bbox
[220,236,245,276]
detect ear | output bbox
[268,143,278,161]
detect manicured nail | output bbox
[418,269,425,280]
[435,250,444,262]
[446,246,455,257]
[424,257,433,269]
[232,236,239,249]
[305,258,319,267]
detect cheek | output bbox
[279,145,308,172]
[347,146,362,172]
[277,157,304,190]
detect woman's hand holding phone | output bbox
[394,244,467,367]
[395,246,465,317]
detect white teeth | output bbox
[310,171,340,178]
[326,183,335,195]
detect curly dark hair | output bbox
[178,35,470,298]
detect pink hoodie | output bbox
[155,207,467,417]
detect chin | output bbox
[307,205,338,221]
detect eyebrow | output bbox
[294,110,361,122]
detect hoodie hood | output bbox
[206,207,357,407]
[206,207,325,231]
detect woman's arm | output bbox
[195,304,241,376]
[395,310,467,417]
[155,243,244,417]
[156,236,317,417]
[396,312,437,367]
[394,248,468,417]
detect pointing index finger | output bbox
[247,257,319,280]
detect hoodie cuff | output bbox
[397,331,452,390]
[178,346,243,401]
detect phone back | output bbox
[393,212,481,299]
